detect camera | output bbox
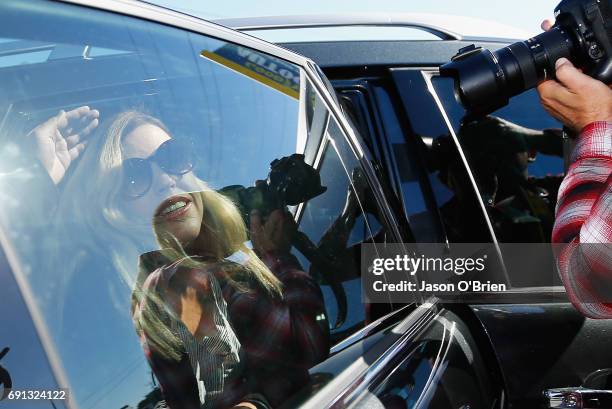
[440,0,612,118]
[218,153,327,226]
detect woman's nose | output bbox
[150,163,177,194]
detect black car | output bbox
[0,2,610,409]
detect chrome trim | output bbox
[301,302,438,409]
[544,387,612,409]
[212,13,531,42]
[329,305,412,355]
[293,114,330,224]
[214,14,462,40]
[55,0,309,66]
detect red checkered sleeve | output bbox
[552,121,612,318]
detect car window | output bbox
[371,85,447,243]
[390,69,497,244]
[295,115,395,343]
[430,76,563,243]
[337,84,445,244]
[0,1,393,408]
[429,74,563,288]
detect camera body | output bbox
[218,153,327,226]
[440,0,612,118]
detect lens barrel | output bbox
[440,26,576,117]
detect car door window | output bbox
[428,73,563,289]
[337,82,446,244]
[295,111,396,344]
[0,1,398,408]
[390,69,497,245]
[431,76,563,239]
[430,76,563,244]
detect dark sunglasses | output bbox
[121,139,194,200]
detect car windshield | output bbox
[0,1,404,408]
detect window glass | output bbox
[390,69,495,244]
[430,76,563,244]
[295,116,394,344]
[0,1,377,408]
[429,75,563,288]
[371,85,445,243]
[0,249,68,409]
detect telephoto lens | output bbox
[440,0,612,118]
[440,27,576,118]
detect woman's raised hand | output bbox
[27,106,99,185]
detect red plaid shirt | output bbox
[135,251,330,408]
[552,121,612,318]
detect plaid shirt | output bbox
[135,251,330,409]
[552,121,612,318]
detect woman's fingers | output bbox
[59,107,99,148]
[58,106,98,132]
[68,141,87,161]
[80,116,99,136]
[64,118,99,147]
[60,105,92,126]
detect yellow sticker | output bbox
[201,45,299,99]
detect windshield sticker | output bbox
[201,45,299,99]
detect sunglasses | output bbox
[120,139,194,199]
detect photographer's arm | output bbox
[537,58,612,318]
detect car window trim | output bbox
[329,304,414,355]
[304,61,409,242]
[301,302,438,409]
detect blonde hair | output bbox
[53,112,172,289]
[134,189,283,361]
[52,109,281,360]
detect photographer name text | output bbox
[372,280,507,293]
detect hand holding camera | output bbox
[537,19,612,132]
[441,0,612,122]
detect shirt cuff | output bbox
[573,121,612,163]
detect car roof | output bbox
[55,0,312,66]
[213,13,531,43]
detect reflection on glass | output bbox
[430,76,564,244]
[429,75,564,287]
[0,1,307,407]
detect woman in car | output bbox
[27,108,330,408]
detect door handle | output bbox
[544,387,612,408]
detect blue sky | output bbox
[150,0,559,36]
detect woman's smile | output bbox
[155,195,194,222]
[153,192,203,246]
